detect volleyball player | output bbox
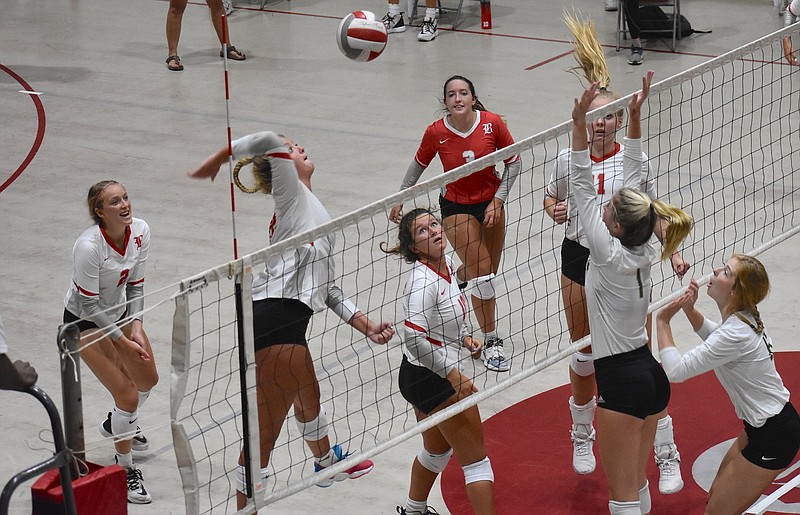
[570,71,693,514]
[390,75,521,373]
[782,0,800,64]
[657,255,800,514]
[549,14,688,494]
[63,180,157,504]
[382,208,494,515]
[189,131,395,510]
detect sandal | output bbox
[220,45,246,61]
[166,55,184,71]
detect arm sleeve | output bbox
[696,316,719,340]
[495,159,521,202]
[404,278,450,378]
[640,153,657,199]
[622,137,644,191]
[400,161,426,191]
[659,322,740,382]
[79,297,123,341]
[72,239,124,341]
[545,151,569,201]
[570,148,613,263]
[325,285,359,324]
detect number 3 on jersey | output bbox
[462,150,475,163]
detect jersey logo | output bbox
[439,138,450,145]
[134,235,143,249]
[483,123,493,135]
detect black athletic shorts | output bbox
[561,237,590,286]
[742,401,800,470]
[252,298,313,352]
[439,195,494,225]
[63,309,126,333]
[398,355,456,415]
[594,345,670,420]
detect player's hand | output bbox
[12,360,38,389]
[670,253,691,280]
[681,278,700,312]
[389,205,403,224]
[572,81,600,124]
[188,149,226,182]
[366,321,394,345]
[629,70,654,117]
[462,336,483,357]
[552,201,568,224]
[447,368,478,401]
[784,36,798,65]
[484,198,504,228]
[117,335,150,361]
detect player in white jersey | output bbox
[382,208,493,515]
[571,72,693,514]
[189,131,395,510]
[657,254,800,514]
[390,75,521,373]
[0,306,38,391]
[62,180,157,504]
[548,16,690,493]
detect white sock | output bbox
[405,498,428,514]
[483,330,499,340]
[316,448,336,467]
[425,7,436,19]
[116,451,133,469]
[388,3,400,16]
[138,389,150,409]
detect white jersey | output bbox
[231,132,340,315]
[402,256,470,378]
[547,144,655,247]
[0,308,7,354]
[64,218,150,341]
[660,314,789,427]
[571,139,657,360]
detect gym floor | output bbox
[1,0,797,513]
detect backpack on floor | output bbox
[636,5,711,39]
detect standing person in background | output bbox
[623,0,645,65]
[657,255,800,514]
[64,180,158,504]
[390,75,521,373]
[570,71,693,514]
[550,13,688,494]
[383,208,494,515]
[165,0,246,71]
[383,0,440,42]
[189,131,394,510]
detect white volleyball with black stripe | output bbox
[336,11,388,62]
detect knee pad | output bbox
[608,500,641,514]
[791,0,800,15]
[471,274,496,300]
[639,481,651,514]
[235,465,270,494]
[570,351,595,377]
[111,407,137,442]
[295,406,329,442]
[417,448,453,474]
[462,456,494,485]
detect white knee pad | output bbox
[639,480,651,514]
[570,351,595,377]
[235,465,270,494]
[608,500,641,514]
[295,406,329,442]
[790,0,800,16]
[417,448,453,474]
[462,456,494,485]
[111,407,137,442]
[471,274,496,300]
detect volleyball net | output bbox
[144,25,800,514]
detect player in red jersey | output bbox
[390,75,521,373]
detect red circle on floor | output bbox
[441,351,800,514]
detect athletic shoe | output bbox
[418,17,438,42]
[482,337,510,372]
[605,0,618,11]
[382,11,407,33]
[655,444,684,494]
[100,412,149,452]
[397,506,439,515]
[125,466,152,504]
[222,0,233,15]
[314,444,374,487]
[571,424,597,474]
[628,45,644,66]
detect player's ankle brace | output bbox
[608,500,641,514]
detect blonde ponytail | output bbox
[233,155,273,194]
[652,199,693,261]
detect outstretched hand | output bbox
[629,70,655,116]
[657,278,699,322]
[572,81,600,124]
[366,321,395,345]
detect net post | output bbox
[234,278,253,500]
[58,323,84,475]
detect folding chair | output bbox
[410,0,467,29]
[616,0,681,52]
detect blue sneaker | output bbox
[314,444,374,487]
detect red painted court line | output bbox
[0,63,46,194]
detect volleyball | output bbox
[336,11,388,62]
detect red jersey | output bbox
[414,110,519,204]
